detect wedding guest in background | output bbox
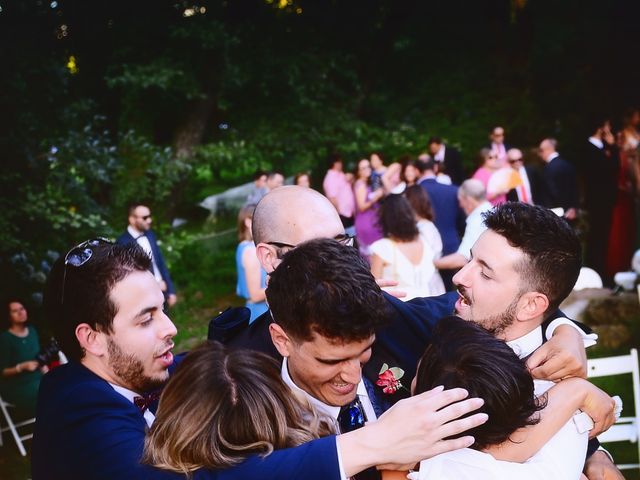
[434,179,492,272]
[582,117,619,282]
[607,108,640,276]
[371,194,445,300]
[383,157,421,194]
[505,148,544,205]
[472,149,507,206]
[369,152,387,192]
[0,300,45,418]
[323,152,356,234]
[538,138,578,221]
[486,125,511,167]
[418,159,464,290]
[354,158,385,260]
[427,137,465,186]
[266,171,285,191]
[294,172,311,188]
[246,170,268,205]
[235,205,268,322]
[117,203,177,308]
[404,185,443,262]
[144,341,334,474]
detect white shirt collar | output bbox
[506,326,544,359]
[588,137,604,149]
[127,225,144,238]
[546,151,560,162]
[109,383,155,428]
[281,357,368,422]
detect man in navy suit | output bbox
[417,159,465,290]
[538,139,579,222]
[32,239,486,480]
[427,136,465,185]
[117,203,177,307]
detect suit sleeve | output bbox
[148,231,175,295]
[33,374,342,480]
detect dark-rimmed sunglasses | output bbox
[267,233,355,250]
[60,237,112,305]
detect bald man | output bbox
[213,185,588,391]
[505,148,545,206]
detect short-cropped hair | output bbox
[43,241,152,361]
[266,238,389,342]
[415,316,544,450]
[482,202,581,313]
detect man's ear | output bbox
[75,323,107,357]
[516,292,549,324]
[269,323,293,358]
[256,243,279,274]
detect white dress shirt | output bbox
[127,226,163,282]
[457,201,493,260]
[281,357,377,431]
[110,383,155,428]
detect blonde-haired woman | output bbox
[236,205,268,322]
[143,341,333,474]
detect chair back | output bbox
[587,348,640,470]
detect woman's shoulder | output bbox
[370,238,393,256]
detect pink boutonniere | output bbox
[376,363,406,394]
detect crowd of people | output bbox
[2,116,636,480]
[29,190,622,479]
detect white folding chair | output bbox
[0,394,36,457]
[587,348,640,471]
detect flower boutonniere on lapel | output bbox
[376,363,406,394]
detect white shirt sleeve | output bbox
[335,438,349,480]
[544,317,598,348]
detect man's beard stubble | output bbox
[107,337,166,393]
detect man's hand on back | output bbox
[527,325,587,380]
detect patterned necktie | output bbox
[338,397,367,433]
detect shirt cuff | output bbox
[335,437,349,480]
[545,318,598,348]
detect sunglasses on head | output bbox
[60,237,112,305]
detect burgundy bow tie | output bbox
[133,391,161,413]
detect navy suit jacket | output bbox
[542,156,579,211]
[418,178,464,255]
[117,229,175,295]
[210,291,459,410]
[32,360,340,480]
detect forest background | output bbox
[1,0,640,340]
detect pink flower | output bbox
[376,365,404,394]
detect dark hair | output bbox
[483,202,581,313]
[415,157,435,174]
[415,316,544,450]
[378,194,419,242]
[253,169,267,181]
[404,185,434,221]
[327,152,343,169]
[427,136,443,146]
[266,238,389,342]
[143,341,332,472]
[5,298,26,329]
[294,172,311,186]
[43,241,152,361]
[127,202,149,217]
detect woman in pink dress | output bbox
[472,148,507,206]
[354,158,385,261]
